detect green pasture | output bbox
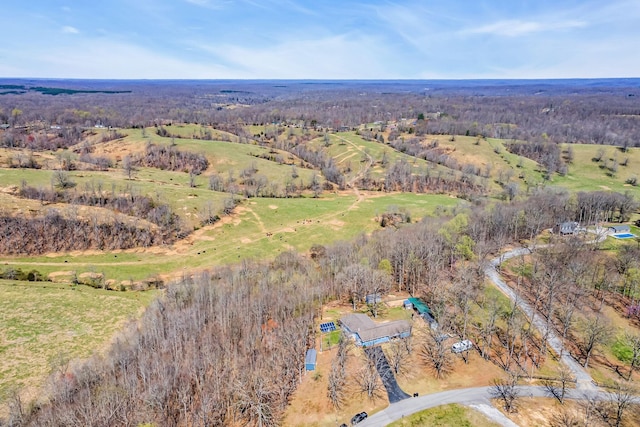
[549,144,640,196]
[0,166,231,228]
[147,124,238,141]
[122,130,321,189]
[309,132,462,182]
[0,280,156,402]
[0,193,461,282]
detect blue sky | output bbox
[1,0,638,79]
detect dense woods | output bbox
[0,211,164,255]
[0,183,185,255]
[18,257,319,426]
[132,143,209,174]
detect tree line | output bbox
[0,210,163,255]
[13,182,184,247]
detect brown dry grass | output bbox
[500,397,640,427]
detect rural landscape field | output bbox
[1,77,640,427]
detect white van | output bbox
[451,339,473,353]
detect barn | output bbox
[340,313,411,347]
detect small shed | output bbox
[408,297,437,325]
[609,224,631,234]
[365,293,382,304]
[305,349,317,371]
[403,299,413,310]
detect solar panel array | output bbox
[319,321,336,333]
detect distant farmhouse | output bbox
[553,221,579,235]
[340,313,411,347]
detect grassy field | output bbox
[551,143,640,196]
[386,403,501,427]
[308,132,463,183]
[0,192,462,282]
[0,280,156,407]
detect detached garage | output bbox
[305,349,317,371]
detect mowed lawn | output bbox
[386,403,501,427]
[0,280,156,405]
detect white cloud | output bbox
[463,19,587,37]
[198,33,398,78]
[62,26,79,34]
[3,38,235,79]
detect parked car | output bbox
[451,339,473,353]
[351,411,368,425]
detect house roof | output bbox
[340,313,411,344]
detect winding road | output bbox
[359,240,605,426]
[485,248,596,391]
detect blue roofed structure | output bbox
[305,349,317,371]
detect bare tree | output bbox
[544,366,574,404]
[489,375,520,413]
[327,333,350,409]
[327,363,346,410]
[622,332,640,381]
[420,326,453,379]
[386,338,411,376]
[608,381,638,427]
[477,292,500,360]
[354,354,384,401]
[52,170,76,189]
[579,314,612,368]
[122,155,136,179]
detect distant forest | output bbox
[1,79,639,148]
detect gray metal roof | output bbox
[340,313,411,344]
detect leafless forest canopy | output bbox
[2,79,640,147]
[2,79,640,426]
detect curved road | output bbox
[359,241,605,426]
[485,248,596,391]
[360,385,605,426]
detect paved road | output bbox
[356,236,611,426]
[364,346,411,403]
[485,248,596,391]
[359,385,605,427]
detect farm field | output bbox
[0,280,156,407]
[0,191,460,282]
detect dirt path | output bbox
[243,204,267,234]
[333,134,371,211]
